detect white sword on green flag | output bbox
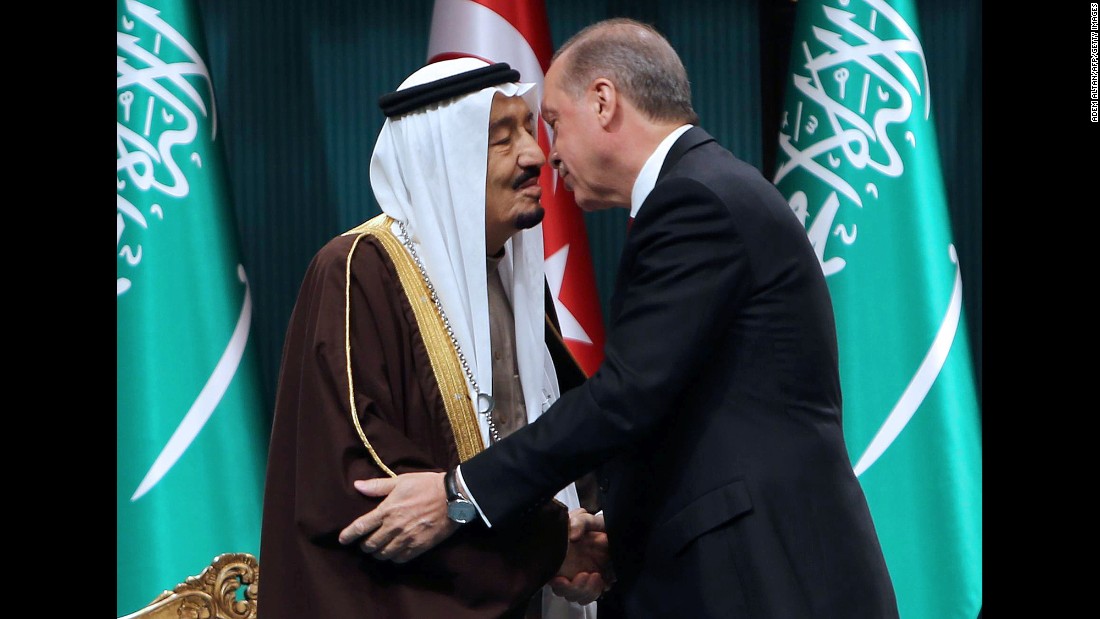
[130,266,253,501]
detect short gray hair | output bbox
[553,18,698,125]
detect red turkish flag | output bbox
[428,0,606,377]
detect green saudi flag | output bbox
[772,1,982,618]
[117,0,268,615]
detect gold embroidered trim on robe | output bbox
[342,214,484,471]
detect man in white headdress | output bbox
[258,58,606,619]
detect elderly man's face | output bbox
[484,92,545,254]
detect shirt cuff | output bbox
[455,465,493,527]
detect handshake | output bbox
[553,509,616,605]
[336,471,616,605]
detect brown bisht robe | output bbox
[259,214,588,619]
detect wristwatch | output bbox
[444,468,477,524]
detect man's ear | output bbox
[591,78,617,129]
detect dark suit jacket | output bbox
[462,128,899,618]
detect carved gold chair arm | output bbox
[118,552,259,619]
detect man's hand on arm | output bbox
[337,471,461,564]
[550,508,615,604]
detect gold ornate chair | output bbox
[118,552,259,619]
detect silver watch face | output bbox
[447,500,477,524]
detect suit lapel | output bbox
[656,127,715,181]
[610,127,717,319]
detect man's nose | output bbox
[518,132,546,169]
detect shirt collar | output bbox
[630,124,693,219]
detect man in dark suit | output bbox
[339,18,900,618]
